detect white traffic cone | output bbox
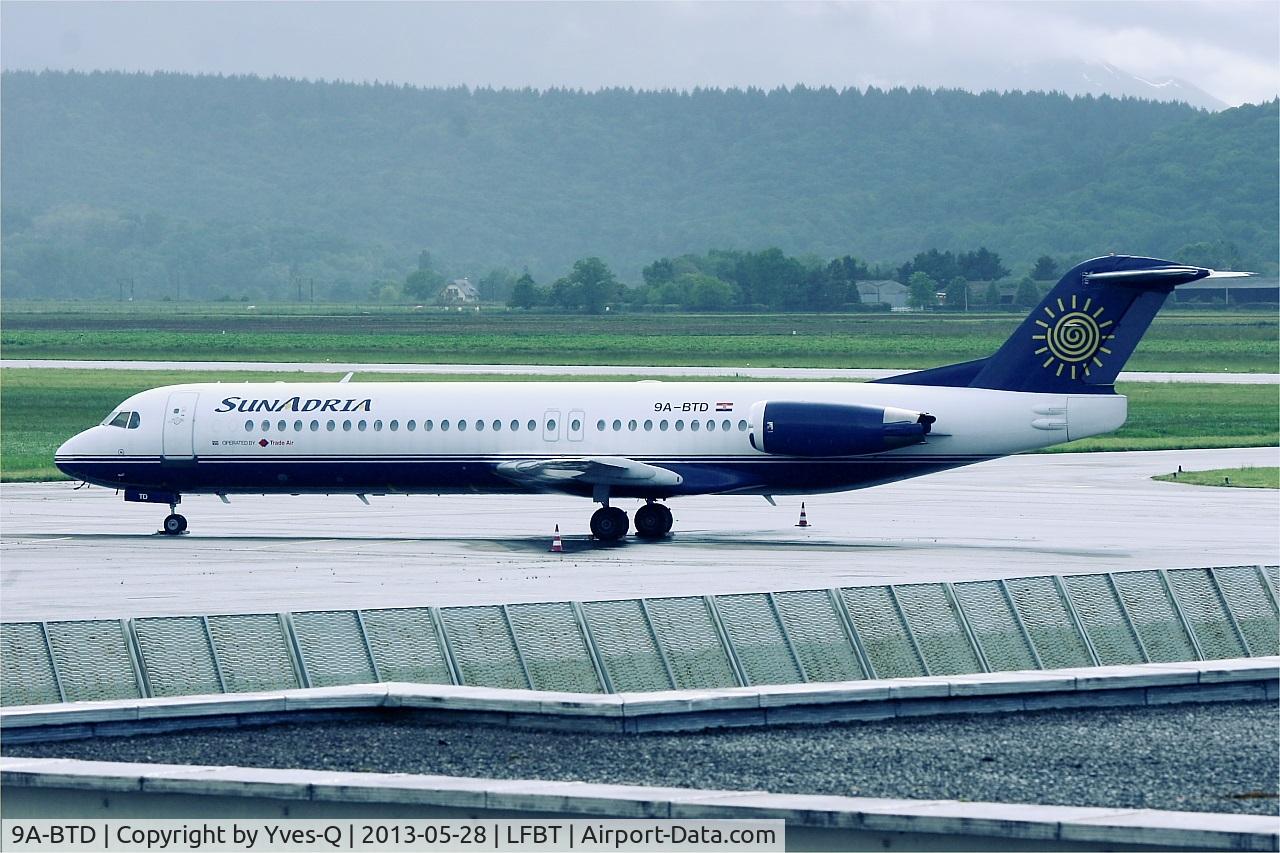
[795,502,810,527]
[550,524,564,552]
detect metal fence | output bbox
[2,565,1276,706]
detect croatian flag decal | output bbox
[716,402,734,412]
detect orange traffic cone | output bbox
[795,502,810,527]
[550,524,564,552]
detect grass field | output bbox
[3,368,1275,481]
[2,305,1275,373]
[1152,467,1279,489]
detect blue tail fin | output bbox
[882,255,1210,394]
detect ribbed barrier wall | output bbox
[2,565,1276,706]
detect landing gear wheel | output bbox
[590,506,629,542]
[635,503,674,539]
[163,513,187,535]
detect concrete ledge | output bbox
[2,659,1275,742]
[1,757,1275,851]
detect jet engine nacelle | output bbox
[748,401,934,457]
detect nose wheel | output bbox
[162,512,188,535]
[634,502,674,539]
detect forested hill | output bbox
[2,71,1276,300]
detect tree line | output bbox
[3,71,1276,302]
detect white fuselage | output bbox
[55,380,1126,498]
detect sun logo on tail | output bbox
[1032,295,1114,380]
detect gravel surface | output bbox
[7,701,1277,816]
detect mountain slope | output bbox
[1,71,1274,300]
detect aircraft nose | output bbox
[54,431,90,478]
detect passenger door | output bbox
[162,391,199,460]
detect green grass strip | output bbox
[1152,467,1279,489]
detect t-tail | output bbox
[879,255,1239,394]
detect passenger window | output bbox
[571,419,581,431]
[277,420,286,432]
[310,420,319,431]
[690,420,700,431]
[596,419,606,431]
[706,420,716,431]
[475,420,484,431]
[628,419,637,431]
[675,420,685,431]
[738,420,748,431]
[343,420,352,431]
[442,420,450,431]
[327,420,336,431]
[358,420,367,431]
[292,420,301,431]
[527,419,536,431]
[458,420,467,432]
[390,420,399,431]
[407,420,416,431]
[373,420,383,431]
[660,419,669,431]
[427,419,436,431]
[128,412,141,429]
[261,420,271,432]
[644,420,653,431]
[245,420,254,432]
[492,419,501,431]
[510,419,519,431]
[722,419,731,432]
[546,419,556,431]
[612,419,622,431]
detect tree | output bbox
[1013,275,1040,308]
[1031,255,1058,281]
[478,267,517,302]
[680,273,735,311]
[957,247,1010,281]
[553,257,619,313]
[507,272,541,308]
[945,276,969,311]
[642,257,676,287]
[984,280,1002,308]
[907,272,937,310]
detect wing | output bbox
[495,456,683,493]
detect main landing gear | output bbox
[634,502,674,540]
[162,500,187,535]
[589,500,674,542]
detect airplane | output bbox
[54,255,1244,540]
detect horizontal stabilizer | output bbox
[1084,266,1209,287]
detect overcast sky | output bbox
[3,1,1277,107]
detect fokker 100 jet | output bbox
[55,255,1241,540]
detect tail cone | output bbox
[550,524,564,553]
[796,502,810,528]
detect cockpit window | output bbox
[105,411,142,429]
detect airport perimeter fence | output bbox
[1,565,1277,706]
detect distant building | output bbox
[438,278,480,305]
[855,280,908,308]
[1175,276,1278,305]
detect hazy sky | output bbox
[3,1,1277,106]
